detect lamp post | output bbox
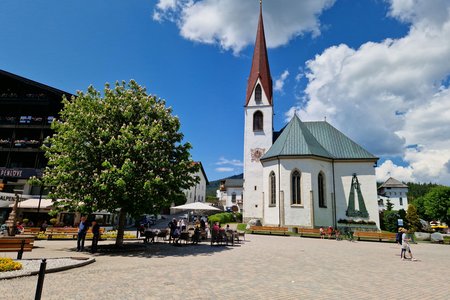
[37,184,44,221]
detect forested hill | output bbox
[405,182,440,201]
[206,173,243,197]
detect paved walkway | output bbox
[0,235,449,299]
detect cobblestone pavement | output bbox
[0,235,449,300]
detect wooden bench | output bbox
[0,237,35,259]
[45,227,105,240]
[22,227,42,237]
[298,228,322,237]
[354,231,396,242]
[250,226,288,236]
[45,227,79,239]
[86,228,105,240]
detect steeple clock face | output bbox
[251,148,265,162]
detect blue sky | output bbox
[1,0,450,184]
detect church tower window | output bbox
[255,84,262,103]
[253,111,263,131]
[291,170,301,205]
[318,172,326,207]
[269,171,276,206]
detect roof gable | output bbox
[262,116,377,161]
[303,121,377,160]
[262,115,332,159]
[379,177,408,189]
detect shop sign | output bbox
[0,168,42,179]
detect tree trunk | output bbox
[115,208,127,246]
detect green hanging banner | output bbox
[346,174,369,218]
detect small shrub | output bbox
[337,219,376,225]
[0,258,22,272]
[49,218,58,225]
[237,223,247,231]
[209,212,241,225]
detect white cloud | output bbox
[153,0,335,54]
[293,0,450,184]
[216,157,243,167]
[376,160,413,183]
[215,167,234,172]
[274,70,290,93]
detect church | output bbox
[243,4,380,229]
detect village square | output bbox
[1,0,450,299]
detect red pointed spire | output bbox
[245,1,272,106]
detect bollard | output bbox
[35,259,47,300]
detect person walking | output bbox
[168,218,177,243]
[401,228,416,261]
[77,216,89,252]
[90,220,100,253]
[396,227,403,245]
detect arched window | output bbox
[291,170,301,205]
[318,172,326,207]
[255,84,262,103]
[253,111,263,131]
[232,192,236,203]
[270,171,276,206]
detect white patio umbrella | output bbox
[171,202,221,212]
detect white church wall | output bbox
[262,158,335,227]
[334,162,380,228]
[243,78,273,222]
[261,160,278,225]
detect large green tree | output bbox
[406,204,421,232]
[41,81,198,245]
[423,186,450,225]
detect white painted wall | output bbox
[261,158,379,228]
[243,78,273,222]
[224,187,243,210]
[184,168,207,203]
[262,158,333,227]
[334,162,380,228]
[378,187,408,211]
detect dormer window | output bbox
[255,84,262,104]
[253,111,263,131]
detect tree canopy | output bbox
[41,81,198,244]
[422,186,450,225]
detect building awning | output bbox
[9,198,53,209]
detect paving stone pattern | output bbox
[0,235,448,299]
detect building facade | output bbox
[183,162,209,203]
[377,177,409,211]
[0,69,72,224]
[217,178,243,212]
[242,4,380,229]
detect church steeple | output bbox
[245,0,272,106]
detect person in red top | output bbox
[15,222,24,234]
[212,222,220,233]
[327,226,333,239]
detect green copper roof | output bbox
[262,115,377,161]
